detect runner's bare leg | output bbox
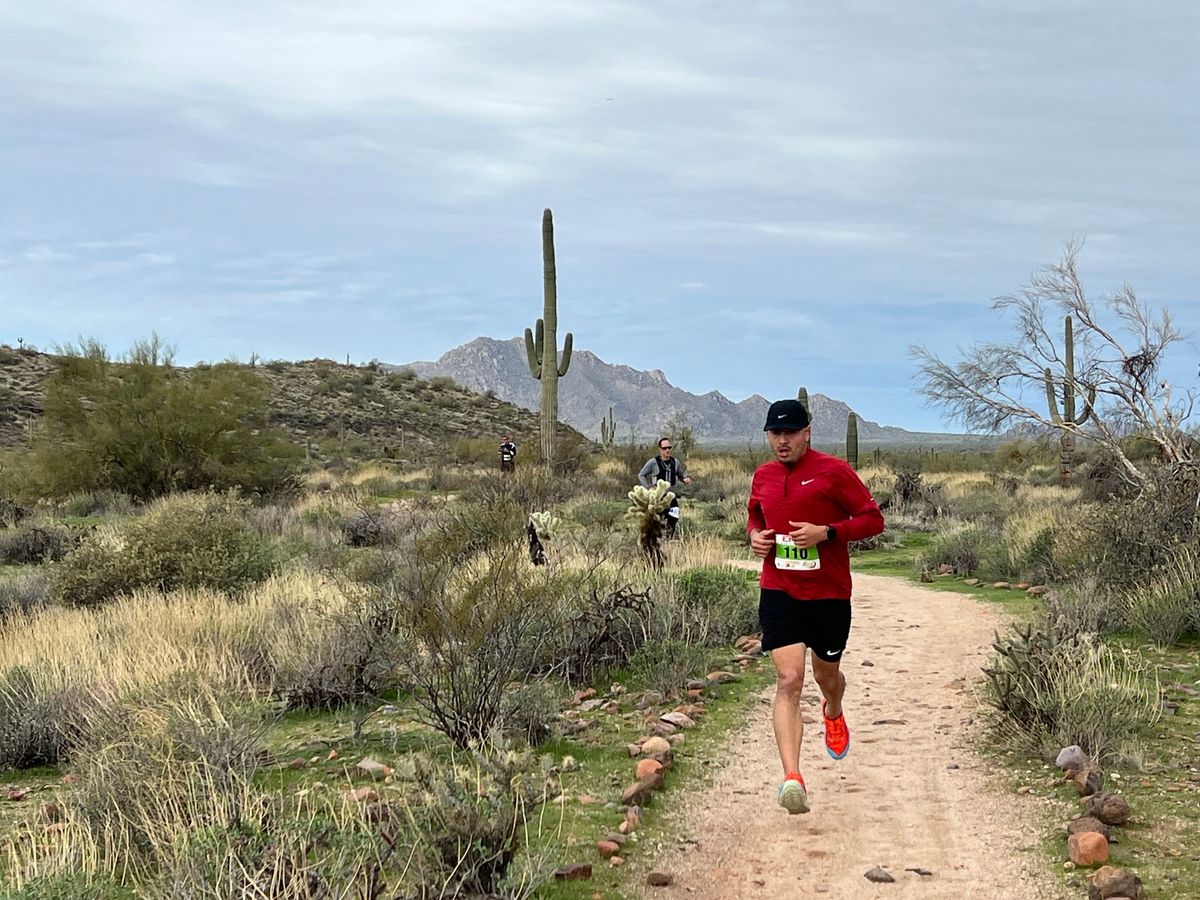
[771,643,808,774]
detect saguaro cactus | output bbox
[1044,315,1094,484]
[846,411,859,470]
[796,387,812,448]
[600,406,617,451]
[524,209,573,464]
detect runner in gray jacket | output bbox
[639,437,691,536]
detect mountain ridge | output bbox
[397,336,985,448]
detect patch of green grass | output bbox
[852,530,1043,618]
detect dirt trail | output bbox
[638,571,1067,900]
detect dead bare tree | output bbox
[911,241,1195,487]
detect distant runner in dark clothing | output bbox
[499,436,517,473]
[638,436,691,537]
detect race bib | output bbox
[774,534,820,570]
[667,506,681,519]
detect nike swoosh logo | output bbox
[823,649,839,657]
[801,479,815,485]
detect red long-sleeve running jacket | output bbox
[747,449,885,600]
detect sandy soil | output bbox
[637,571,1069,900]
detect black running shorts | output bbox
[759,589,852,660]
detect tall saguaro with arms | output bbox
[524,209,573,464]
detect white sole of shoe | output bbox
[778,781,810,815]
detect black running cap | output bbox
[763,399,810,431]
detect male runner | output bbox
[747,399,884,814]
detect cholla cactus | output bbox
[626,480,675,568]
[528,511,561,543]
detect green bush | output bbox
[918,521,994,576]
[28,336,302,501]
[0,523,72,564]
[670,566,759,646]
[57,489,135,519]
[500,681,561,747]
[0,666,89,770]
[51,493,276,608]
[1124,543,1200,646]
[625,639,715,698]
[0,570,50,620]
[982,624,1159,762]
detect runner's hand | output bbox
[787,521,826,549]
[750,528,775,559]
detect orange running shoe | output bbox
[777,771,810,814]
[822,699,850,759]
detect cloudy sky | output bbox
[3,1,1198,432]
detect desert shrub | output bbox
[500,681,561,747]
[1124,542,1200,646]
[51,493,276,608]
[384,504,570,747]
[983,623,1159,762]
[0,666,89,770]
[0,496,29,527]
[341,508,398,547]
[0,523,72,564]
[563,497,626,529]
[918,521,994,576]
[669,566,759,647]
[625,639,714,698]
[1069,464,1200,592]
[276,591,408,711]
[56,489,135,518]
[405,742,558,898]
[555,584,652,684]
[428,375,459,391]
[0,569,51,620]
[1044,577,1126,637]
[29,336,302,500]
[943,486,1015,527]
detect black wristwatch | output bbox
[825,526,837,542]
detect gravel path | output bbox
[637,571,1068,899]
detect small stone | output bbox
[1069,831,1109,866]
[706,671,738,684]
[992,581,1011,589]
[1057,745,1089,772]
[609,855,624,866]
[6,788,30,802]
[357,757,391,780]
[554,863,592,881]
[1084,792,1132,826]
[572,688,597,706]
[647,871,674,887]
[326,749,339,761]
[348,786,379,803]
[596,840,620,858]
[1073,766,1104,797]
[40,802,62,823]
[627,743,643,757]
[905,867,934,877]
[660,711,696,729]
[865,866,895,883]
[963,578,981,586]
[287,757,307,770]
[861,660,875,666]
[1086,865,1144,899]
[1028,585,1049,595]
[605,831,627,845]
[641,736,672,756]
[561,755,580,773]
[621,780,654,806]
[624,807,642,832]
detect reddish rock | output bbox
[572,688,597,706]
[287,757,307,770]
[687,688,703,699]
[554,863,593,881]
[596,840,620,859]
[5,788,30,802]
[624,807,642,832]
[40,802,62,823]
[1069,831,1109,866]
[636,759,664,781]
[706,671,738,684]
[1068,816,1111,839]
[348,786,379,803]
